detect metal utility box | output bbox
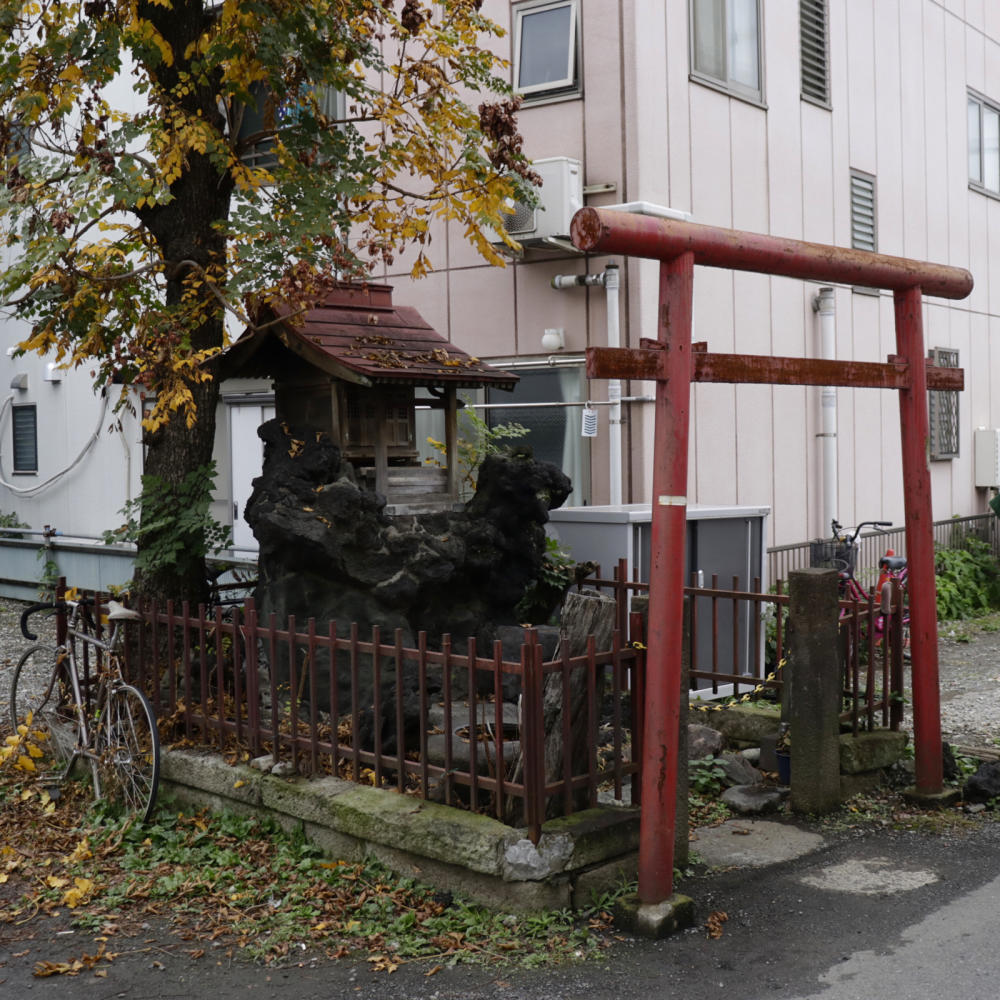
[974,427,1000,488]
[547,503,771,690]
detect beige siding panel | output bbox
[945,16,970,271]
[966,19,986,96]
[730,103,769,234]
[735,383,773,509]
[871,1,902,255]
[688,86,734,227]
[844,2,876,175]
[922,3,949,267]
[800,108,835,245]
[966,0,986,33]
[771,386,812,544]
[663,0,692,212]
[693,382,737,505]
[444,268,517,359]
[761,0,800,238]
[513,258,589,356]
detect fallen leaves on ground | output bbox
[705,910,728,939]
[0,723,618,971]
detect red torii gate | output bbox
[571,207,973,906]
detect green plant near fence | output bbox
[935,536,1000,620]
[0,511,27,538]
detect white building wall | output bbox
[4,1,1000,557]
[378,0,1000,551]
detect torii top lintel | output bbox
[573,208,972,392]
[571,207,973,300]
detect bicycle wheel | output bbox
[9,645,79,770]
[95,682,160,823]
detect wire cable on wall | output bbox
[0,390,110,496]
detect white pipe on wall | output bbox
[814,287,837,534]
[550,262,624,505]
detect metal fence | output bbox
[126,597,645,844]
[767,511,1000,586]
[56,558,900,840]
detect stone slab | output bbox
[691,819,825,869]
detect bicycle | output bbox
[9,596,160,823]
[813,519,910,653]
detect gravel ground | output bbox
[1,596,999,752]
[0,597,57,719]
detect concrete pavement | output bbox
[5,814,1000,998]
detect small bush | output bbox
[935,537,1000,620]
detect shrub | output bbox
[935,537,1000,620]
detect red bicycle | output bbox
[813,520,910,654]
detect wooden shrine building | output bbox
[218,283,517,512]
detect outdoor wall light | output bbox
[541,327,565,352]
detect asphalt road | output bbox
[4,817,1000,999]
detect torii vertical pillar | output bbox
[894,287,943,793]
[639,252,695,903]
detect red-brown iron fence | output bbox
[53,561,900,843]
[127,596,646,844]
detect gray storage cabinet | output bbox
[547,504,770,690]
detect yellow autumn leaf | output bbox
[28,744,44,759]
[17,756,36,773]
[66,838,92,863]
[233,780,245,789]
[63,876,96,908]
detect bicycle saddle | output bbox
[107,600,143,622]
[878,555,907,571]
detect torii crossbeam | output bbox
[571,207,973,906]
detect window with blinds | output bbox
[929,348,960,460]
[12,404,37,473]
[800,0,829,106]
[850,170,877,253]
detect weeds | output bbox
[0,749,617,970]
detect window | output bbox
[690,0,763,104]
[800,0,829,106]
[236,83,345,169]
[12,404,37,473]
[2,119,33,179]
[513,0,580,101]
[484,365,590,506]
[929,348,960,460]
[850,170,877,253]
[969,91,1000,195]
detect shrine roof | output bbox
[217,283,517,390]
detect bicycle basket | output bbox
[809,539,856,574]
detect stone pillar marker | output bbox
[787,568,841,814]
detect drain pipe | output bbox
[551,262,623,505]
[813,287,837,534]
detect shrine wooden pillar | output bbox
[571,206,973,907]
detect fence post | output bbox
[787,568,842,814]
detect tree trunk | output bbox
[132,0,234,607]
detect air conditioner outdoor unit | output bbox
[494,156,583,246]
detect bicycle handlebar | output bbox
[20,602,59,641]
[830,519,893,542]
[19,596,97,641]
